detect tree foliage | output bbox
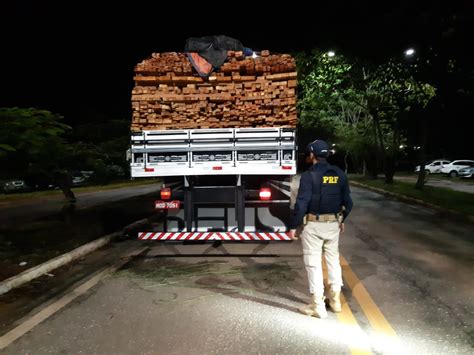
[297,50,436,182]
[0,107,131,189]
[0,107,71,179]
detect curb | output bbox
[0,216,155,295]
[350,181,474,223]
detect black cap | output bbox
[308,139,329,157]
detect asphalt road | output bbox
[0,184,160,226]
[1,186,473,354]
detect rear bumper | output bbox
[138,232,292,241]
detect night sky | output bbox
[1,1,472,156]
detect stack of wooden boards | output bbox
[131,50,297,131]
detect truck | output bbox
[130,50,298,242]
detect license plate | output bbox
[155,200,180,209]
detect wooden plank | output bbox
[132,52,298,130]
[265,72,298,81]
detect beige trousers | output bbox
[301,221,343,297]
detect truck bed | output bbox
[130,127,296,177]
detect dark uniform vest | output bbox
[309,164,344,215]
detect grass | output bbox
[350,176,474,216]
[396,173,474,185]
[0,178,160,202]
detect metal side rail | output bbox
[130,127,296,177]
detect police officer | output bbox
[289,139,353,318]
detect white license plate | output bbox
[155,200,180,209]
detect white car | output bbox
[459,167,474,179]
[414,160,450,174]
[2,180,31,193]
[72,176,86,185]
[441,160,474,177]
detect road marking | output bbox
[337,293,373,355]
[0,247,396,352]
[340,255,398,338]
[323,263,373,354]
[0,247,148,351]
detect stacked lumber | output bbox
[131,50,297,131]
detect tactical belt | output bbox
[307,213,339,222]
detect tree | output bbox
[0,107,75,200]
[297,51,436,183]
[365,61,436,183]
[297,50,379,177]
[70,118,130,183]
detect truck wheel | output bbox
[449,171,458,178]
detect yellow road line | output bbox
[323,263,373,354]
[340,255,398,338]
[337,293,373,355]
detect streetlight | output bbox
[404,48,415,57]
[327,51,335,57]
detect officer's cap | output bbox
[308,139,329,157]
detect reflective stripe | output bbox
[138,232,292,241]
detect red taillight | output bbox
[212,166,223,170]
[282,166,292,170]
[145,168,155,172]
[259,187,271,201]
[160,187,171,200]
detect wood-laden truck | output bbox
[129,50,298,242]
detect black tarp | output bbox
[185,35,245,68]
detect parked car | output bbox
[80,170,94,178]
[2,180,31,193]
[72,175,86,186]
[441,160,474,177]
[414,160,451,174]
[459,167,474,179]
[71,171,93,186]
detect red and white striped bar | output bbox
[138,232,292,241]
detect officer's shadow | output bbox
[193,243,309,313]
